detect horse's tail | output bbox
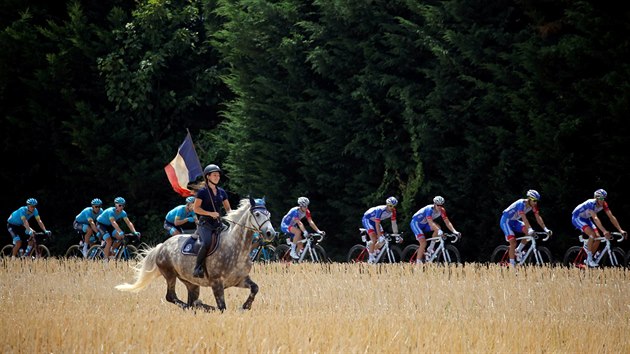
[115,243,163,292]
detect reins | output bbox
[222,206,271,233]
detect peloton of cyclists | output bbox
[96,197,141,259]
[164,196,198,238]
[499,190,552,267]
[6,198,52,257]
[409,196,461,264]
[571,188,627,267]
[361,196,400,264]
[280,197,325,259]
[74,198,104,257]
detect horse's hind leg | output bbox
[238,276,259,310]
[181,279,216,312]
[161,268,188,309]
[210,281,226,312]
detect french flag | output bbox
[164,132,203,197]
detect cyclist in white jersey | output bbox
[361,196,399,263]
[409,196,461,263]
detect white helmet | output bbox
[386,196,398,206]
[526,189,540,201]
[594,189,607,199]
[297,197,310,207]
[433,196,445,206]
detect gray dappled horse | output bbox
[115,197,275,311]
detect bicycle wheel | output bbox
[625,251,630,268]
[254,245,277,262]
[434,245,462,264]
[305,245,327,262]
[378,245,402,263]
[275,244,292,262]
[1,245,14,258]
[563,246,585,268]
[401,245,419,263]
[490,245,510,265]
[117,245,139,261]
[523,246,553,266]
[65,245,84,258]
[347,244,368,263]
[32,245,50,259]
[599,247,625,267]
[87,245,104,260]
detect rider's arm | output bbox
[88,217,99,233]
[520,211,533,232]
[589,210,608,236]
[428,218,441,232]
[21,216,34,233]
[307,218,321,233]
[222,199,232,213]
[604,209,626,237]
[444,218,458,234]
[193,197,219,219]
[296,220,307,233]
[110,217,124,235]
[35,216,48,233]
[123,217,138,234]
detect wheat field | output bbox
[1,258,629,353]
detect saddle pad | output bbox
[181,230,221,256]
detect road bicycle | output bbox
[276,232,327,263]
[563,232,625,268]
[346,229,403,263]
[86,233,140,261]
[249,232,277,262]
[64,230,102,258]
[490,231,552,266]
[1,231,52,259]
[401,232,462,264]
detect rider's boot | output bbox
[193,242,210,278]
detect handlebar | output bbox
[578,231,624,243]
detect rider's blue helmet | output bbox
[114,197,126,205]
[185,196,195,204]
[386,196,398,206]
[91,198,103,206]
[26,198,38,206]
[526,189,540,201]
[594,189,607,199]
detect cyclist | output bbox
[6,198,52,257]
[571,189,627,267]
[499,189,552,267]
[192,164,232,278]
[96,197,141,259]
[164,196,198,238]
[74,198,104,257]
[280,197,325,259]
[361,196,400,264]
[409,196,461,264]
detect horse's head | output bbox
[248,196,276,242]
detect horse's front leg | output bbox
[239,276,258,310]
[181,279,216,312]
[210,281,226,312]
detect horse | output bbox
[115,197,276,311]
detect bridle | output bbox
[223,206,272,234]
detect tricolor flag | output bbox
[164,132,203,197]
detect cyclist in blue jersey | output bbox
[96,197,140,259]
[499,190,552,267]
[74,198,104,257]
[361,196,400,264]
[192,164,232,278]
[7,198,51,257]
[410,196,461,264]
[571,189,627,267]
[164,196,198,238]
[280,197,325,259]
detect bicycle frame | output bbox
[579,232,624,266]
[363,233,403,263]
[493,231,551,266]
[424,233,459,263]
[292,232,325,262]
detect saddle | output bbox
[181,224,229,256]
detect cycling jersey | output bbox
[96,207,128,225]
[7,206,38,226]
[363,205,397,223]
[410,204,447,239]
[572,199,609,219]
[165,205,195,224]
[281,207,311,233]
[75,207,103,224]
[502,199,538,220]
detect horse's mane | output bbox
[225,198,252,220]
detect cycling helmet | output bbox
[26,198,38,206]
[433,196,445,206]
[297,197,310,207]
[114,197,126,205]
[185,196,195,204]
[386,196,398,206]
[203,164,222,176]
[594,189,607,199]
[91,198,103,206]
[526,189,540,201]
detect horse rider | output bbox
[192,164,232,278]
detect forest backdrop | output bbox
[2,0,629,261]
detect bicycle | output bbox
[490,231,553,266]
[64,230,102,258]
[1,231,52,259]
[86,233,140,261]
[347,229,403,263]
[249,232,277,262]
[563,232,625,268]
[401,233,462,264]
[276,232,327,263]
